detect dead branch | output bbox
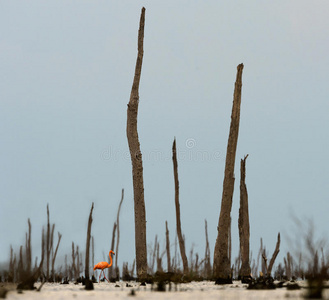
[51,232,62,280]
[267,233,281,276]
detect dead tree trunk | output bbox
[46,205,50,281]
[267,233,281,276]
[238,155,251,281]
[85,202,94,280]
[204,220,211,278]
[126,6,147,280]
[172,138,189,275]
[214,63,244,283]
[91,236,94,276]
[9,246,14,282]
[109,222,117,280]
[115,189,124,279]
[25,219,32,275]
[71,242,76,280]
[165,221,172,273]
[51,232,62,280]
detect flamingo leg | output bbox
[99,271,102,282]
[102,270,109,282]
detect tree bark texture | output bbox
[85,202,94,279]
[213,63,244,281]
[165,221,172,273]
[172,138,189,275]
[126,7,147,280]
[238,154,251,279]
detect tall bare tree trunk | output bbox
[85,203,94,280]
[238,155,251,282]
[165,221,172,273]
[115,189,124,279]
[213,63,244,283]
[172,138,189,275]
[126,7,147,280]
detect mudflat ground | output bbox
[2,280,329,300]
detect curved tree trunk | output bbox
[213,63,244,283]
[172,138,189,275]
[126,7,147,280]
[238,155,251,282]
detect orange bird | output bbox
[93,250,115,282]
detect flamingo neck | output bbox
[109,252,113,267]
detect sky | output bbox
[1,1,329,274]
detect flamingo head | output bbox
[109,250,115,256]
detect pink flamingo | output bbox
[93,250,115,282]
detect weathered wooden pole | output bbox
[213,63,244,283]
[126,7,147,280]
[172,138,189,275]
[85,202,94,280]
[238,155,251,282]
[165,221,172,273]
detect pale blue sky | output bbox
[1,1,329,272]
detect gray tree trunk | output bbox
[165,221,172,273]
[213,63,244,282]
[85,202,94,280]
[26,219,32,275]
[109,222,117,280]
[172,138,189,275]
[126,7,147,280]
[238,155,251,281]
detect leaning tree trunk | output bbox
[126,7,147,280]
[238,154,251,282]
[213,63,244,283]
[172,138,189,275]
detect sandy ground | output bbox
[2,280,329,300]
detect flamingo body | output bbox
[94,250,115,282]
[94,261,111,271]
